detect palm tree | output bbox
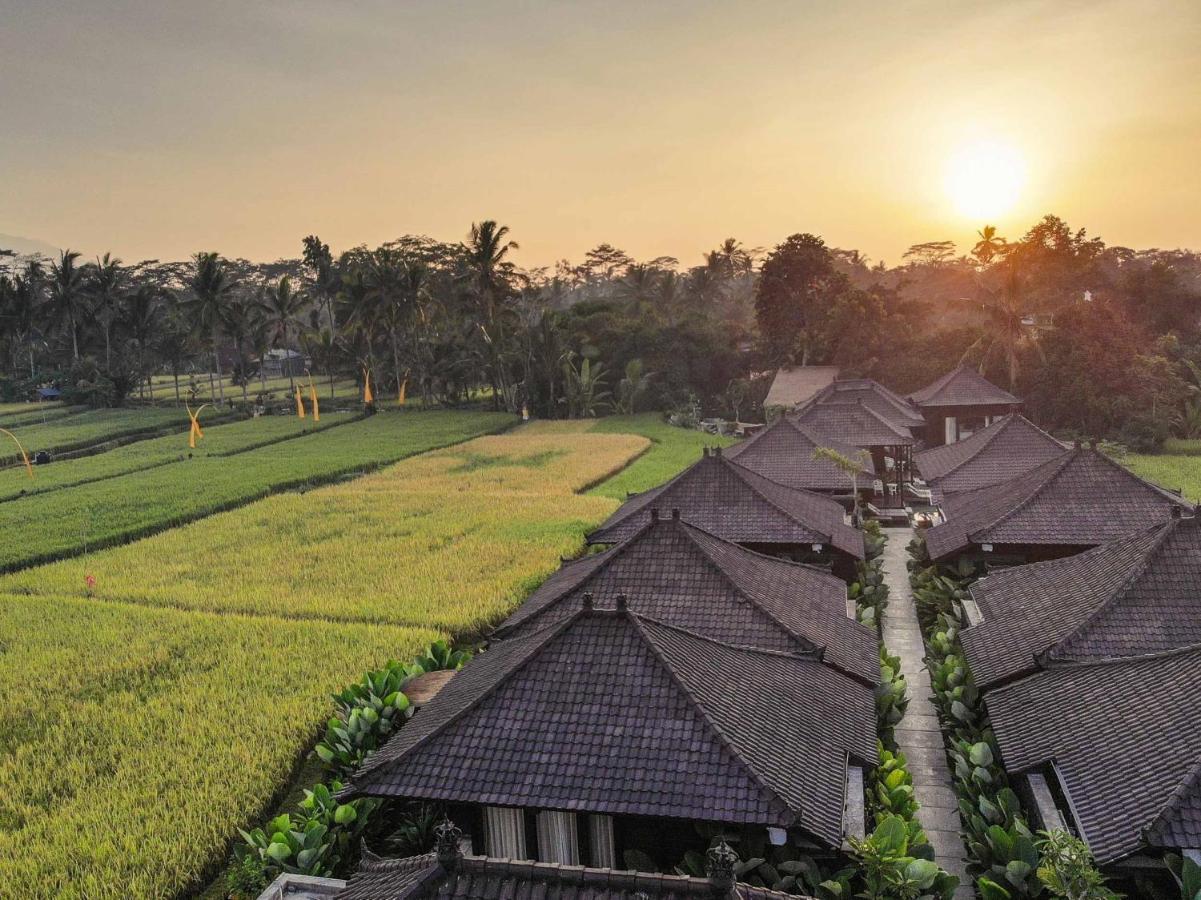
[258,276,308,392]
[221,293,257,404]
[961,263,1039,390]
[88,253,125,368]
[361,248,407,399]
[465,220,519,410]
[3,262,45,377]
[972,226,1007,265]
[302,235,339,333]
[184,251,235,404]
[123,283,165,400]
[48,250,86,361]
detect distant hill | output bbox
[0,233,63,258]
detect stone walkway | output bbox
[880,526,973,897]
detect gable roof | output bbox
[345,609,878,847]
[811,379,926,430]
[924,448,1189,561]
[503,515,877,683]
[914,414,1069,497]
[337,850,803,900]
[962,516,1201,690]
[724,417,877,493]
[764,366,840,409]
[791,402,915,448]
[986,645,1201,864]
[587,450,864,559]
[909,365,1020,408]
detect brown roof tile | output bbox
[914,414,1068,496]
[345,609,877,847]
[792,402,915,448]
[588,451,864,559]
[725,418,876,493]
[924,448,1189,561]
[909,365,1020,408]
[986,646,1201,863]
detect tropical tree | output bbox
[972,226,1007,265]
[465,220,520,410]
[616,359,652,414]
[361,248,408,400]
[184,251,235,403]
[87,253,126,368]
[302,235,340,332]
[48,249,86,361]
[258,276,308,392]
[123,283,164,400]
[754,233,846,366]
[562,352,610,418]
[813,445,871,524]
[962,262,1039,390]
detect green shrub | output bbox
[1167,853,1201,900]
[876,649,909,751]
[1034,830,1120,900]
[870,745,920,821]
[847,815,959,900]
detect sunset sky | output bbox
[3,0,1199,268]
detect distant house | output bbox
[34,386,61,401]
[913,414,1068,502]
[923,446,1190,564]
[259,348,307,379]
[725,417,877,500]
[585,450,865,576]
[908,366,1020,447]
[808,378,926,435]
[763,366,840,411]
[343,606,876,865]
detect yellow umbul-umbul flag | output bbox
[398,378,407,406]
[363,370,374,405]
[309,382,320,422]
[295,385,306,419]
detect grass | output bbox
[0,403,77,427]
[0,594,440,899]
[1123,451,1201,502]
[147,373,366,405]
[4,431,646,631]
[0,410,514,573]
[0,406,204,466]
[0,412,356,503]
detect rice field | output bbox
[0,411,356,502]
[0,410,711,898]
[0,402,77,427]
[1124,450,1201,502]
[147,373,365,405]
[3,431,646,630]
[0,406,214,469]
[0,594,439,899]
[0,411,513,572]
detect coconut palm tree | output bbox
[48,250,86,361]
[123,283,164,400]
[961,262,1039,390]
[465,220,518,327]
[361,248,408,398]
[87,253,125,368]
[258,276,308,392]
[184,251,235,404]
[972,226,1007,265]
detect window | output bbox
[588,814,616,868]
[536,810,579,864]
[483,806,528,859]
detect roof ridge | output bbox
[1039,639,1201,671]
[931,414,1013,479]
[1143,754,1201,845]
[630,614,803,827]
[351,610,587,785]
[633,610,826,662]
[720,455,834,537]
[1087,445,1192,505]
[1042,519,1176,664]
[966,449,1078,542]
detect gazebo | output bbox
[908,366,1020,447]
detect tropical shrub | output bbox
[847,815,959,900]
[1034,830,1121,900]
[1167,853,1201,900]
[876,649,909,751]
[870,745,921,821]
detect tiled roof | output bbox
[724,417,876,493]
[502,515,878,683]
[909,365,1020,408]
[791,402,915,447]
[587,450,864,559]
[986,646,1201,864]
[961,519,1200,690]
[924,448,1189,561]
[345,609,877,847]
[337,850,804,899]
[914,415,1068,496]
[809,379,926,431]
[764,366,840,408]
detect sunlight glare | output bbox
[944,138,1027,220]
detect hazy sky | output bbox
[2,0,1199,268]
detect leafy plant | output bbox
[876,653,909,750]
[847,815,959,900]
[1034,830,1120,900]
[1166,853,1201,900]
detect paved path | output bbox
[880,526,973,897]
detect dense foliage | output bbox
[6,214,1199,445]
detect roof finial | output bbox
[582,591,594,609]
[615,592,628,611]
[434,818,464,870]
[671,508,681,520]
[1171,505,1182,519]
[706,840,739,894]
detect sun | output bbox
[944,138,1027,220]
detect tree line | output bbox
[2,214,1199,448]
